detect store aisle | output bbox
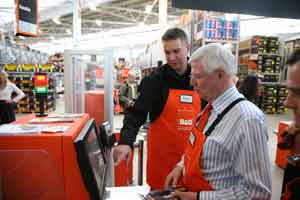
[15,94,65,120]
[266,112,292,200]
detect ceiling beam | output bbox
[100,5,178,19]
[82,19,136,25]
[94,8,138,22]
[143,0,159,23]
[109,0,151,7]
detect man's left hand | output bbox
[5,100,14,104]
[172,191,197,200]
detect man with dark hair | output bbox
[113,27,202,189]
[162,27,188,44]
[281,48,300,200]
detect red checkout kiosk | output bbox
[0,114,144,200]
[0,51,148,200]
[0,114,111,200]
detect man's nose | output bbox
[168,53,176,60]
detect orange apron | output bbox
[282,187,291,200]
[147,89,201,190]
[282,177,300,200]
[120,68,130,84]
[182,98,246,192]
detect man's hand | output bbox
[164,166,183,189]
[172,191,197,200]
[112,145,131,165]
[278,123,300,151]
[5,100,14,104]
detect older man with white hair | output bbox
[165,43,272,200]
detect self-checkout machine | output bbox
[64,48,115,179]
[64,48,151,200]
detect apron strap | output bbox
[205,97,246,136]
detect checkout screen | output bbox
[84,128,106,190]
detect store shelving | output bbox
[190,11,240,64]
[5,69,58,114]
[239,35,287,114]
[48,52,64,73]
[0,37,48,65]
[238,36,282,81]
[256,83,288,114]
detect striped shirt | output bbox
[198,86,272,199]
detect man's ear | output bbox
[216,69,225,79]
[217,71,223,79]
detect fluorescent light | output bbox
[52,17,61,25]
[66,29,72,34]
[145,5,152,14]
[95,20,102,26]
[88,3,97,11]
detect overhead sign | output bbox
[16,0,38,37]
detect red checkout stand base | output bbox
[275,121,292,169]
[85,90,105,125]
[85,90,134,186]
[0,115,134,200]
[114,133,134,187]
[0,114,90,200]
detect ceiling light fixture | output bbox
[52,17,61,25]
[66,29,72,34]
[145,5,153,14]
[88,3,97,11]
[95,20,102,26]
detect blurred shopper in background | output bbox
[119,70,138,112]
[238,74,263,102]
[0,71,25,125]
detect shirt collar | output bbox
[211,86,243,114]
[166,62,191,79]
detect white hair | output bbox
[189,43,236,76]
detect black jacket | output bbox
[119,63,204,146]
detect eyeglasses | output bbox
[189,73,206,80]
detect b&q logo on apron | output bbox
[177,118,193,131]
[179,119,193,126]
[177,107,194,131]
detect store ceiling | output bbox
[8,0,186,44]
[40,0,183,35]
[172,0,300,19]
